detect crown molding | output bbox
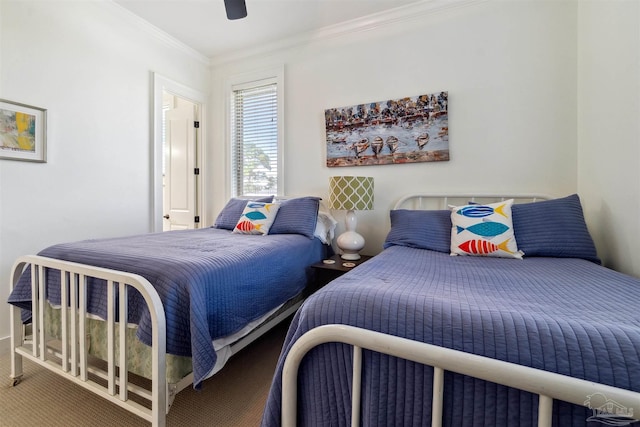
[105,1,211,67]
[210,0,485,67]
[103,0,484,68]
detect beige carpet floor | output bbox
[0,321,289,427]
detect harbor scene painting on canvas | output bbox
[325,91,448,167]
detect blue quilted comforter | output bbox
[8,228,326,388]
[261,246,640,426]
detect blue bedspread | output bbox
[8,228,326,388]
[261,246,640,426]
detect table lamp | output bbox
[328,176,374,260]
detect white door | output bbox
[163,95,199,231]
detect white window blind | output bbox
[231,81,278,197]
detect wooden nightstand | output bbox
[310,254,373,290]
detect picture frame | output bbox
[325,91,448,167]
[0,99,47,163]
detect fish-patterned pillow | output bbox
[233,201,280,235]
[450,199,523,259]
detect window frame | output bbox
[225,66,285,198]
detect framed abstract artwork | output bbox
[0,99,47,162]
[325,91,448,167]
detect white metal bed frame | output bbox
[282,324,640,427]
[9,254,305,426]
[280,193,640,427]
[10,255,168,426]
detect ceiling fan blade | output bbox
[224,0,247,20]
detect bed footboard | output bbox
[282,324,640,427]
[9,255,167,427]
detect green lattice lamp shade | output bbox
[328,176,374,211]
[329,176,374,260]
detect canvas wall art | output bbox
[325,91,448,167]
[0,99,47,162]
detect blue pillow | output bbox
[512,194,600,264]
[214,196,273,230]
[269,197,321,239]
[383,209,451,253]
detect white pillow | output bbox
[314,211,338,245]
[450,199,522,259]
[233,202,280,235]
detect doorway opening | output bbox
[153,74,206,232]
[162,93,200,231]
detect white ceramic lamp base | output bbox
[337,210,364,260]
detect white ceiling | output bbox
[113,0,424,59]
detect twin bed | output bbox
[7,195,332,426]
[8,193,640,427]
[260,194,640,427]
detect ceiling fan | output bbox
[224,0,247,20]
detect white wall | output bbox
[0,1,210,347]
[210,0,579,256]
[577,0,640,277]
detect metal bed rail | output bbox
[394,193,552,210]
[281,324,640,427]
[9,255,167,427]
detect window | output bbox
[229,69,283,197]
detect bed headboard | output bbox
[394,193,552,210]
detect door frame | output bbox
[152,73,207,232]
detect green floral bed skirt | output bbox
[44,304,192,384]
